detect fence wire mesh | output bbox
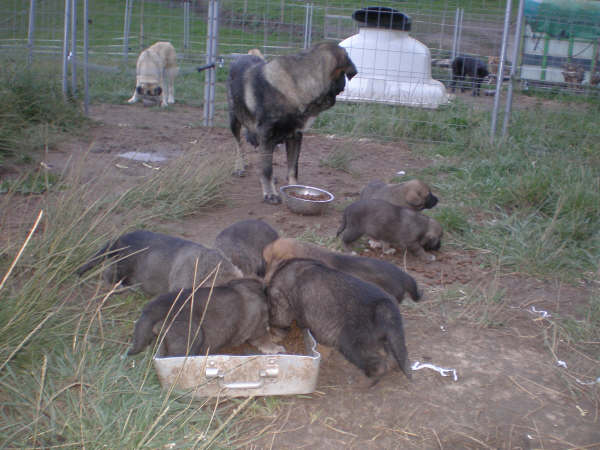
[1,0,599,146]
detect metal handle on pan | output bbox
[205,365,279,389]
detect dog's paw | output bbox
[263,194,282,205]
[368,239,383,249]
[127,97,137,104]
[258,343,287,354]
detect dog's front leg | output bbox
[259,142,281,204]
[285,132,302,185]
[127,83,141,104]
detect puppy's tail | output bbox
[336,212,347,238]
[76,241,112,277]
[376,302,412,380]
[128,312,157,356]
[401,272,422,302]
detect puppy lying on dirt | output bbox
[266,258,411,381]
[262,238,421,303]
[214,219,279,277]
[76,230,242,296]
[128,278,284,357]
[337,199,443,261]
[360,178,438,210]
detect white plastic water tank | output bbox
[338,7,450,109]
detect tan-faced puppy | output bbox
[76,230,242,296]
[127,41,178,107]
[360,179,438,210]
[266,258,411,381]
[263,238,421,303]
[337,199,443,261]
[214,219,279,278]
[128,278,284,357]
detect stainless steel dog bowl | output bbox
[280,185,334,216]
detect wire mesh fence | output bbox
[1,0,599,146]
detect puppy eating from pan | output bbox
[227,41,357,203]
[360,178,438,210]
[337,199,443,261]
[127,41,178,107]
[266,258,411,382]
[76,230,242,296]
[128,278,284,357]
[214,219,279,278]
[262,238,421,304]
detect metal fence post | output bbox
[83,0,89,115]
[457,8,464,56]
[70,0,77,96]
[184,0,190,51]
[123,0,133,63]
[204,0,219,127]
[304,3,313,49]
[27,0,35,66]
[502,0,526,139]
[62,0,71,97]
[451,8,459,59]
[490,0,512,144]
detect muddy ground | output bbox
[4,102,599,449]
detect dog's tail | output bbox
[76,241,113,277]
[336,212,347,238]
[376,301,412,380]
[401,272,422,302]
[127,311,158,356]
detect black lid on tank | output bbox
[352,6,411,31]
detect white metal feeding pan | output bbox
[338,6,450,109]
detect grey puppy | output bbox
[360,179,438,211]
[128,278,284,357]
[266,258,411,381]
[337,199,443,261]
[262,238,421,303]
[227,41,357,204]
[214,219,279,278]
[76,230,242,296]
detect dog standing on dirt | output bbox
[214,219,279,278]
[262,238,421,304]
[450,55,489,96]
[76,230,242,296]
[266,258,412,381]
[127,41,178,107]
[360,179,438,211]
[337,199,443,261]
[226,41,357,204]
[128,278,284,357]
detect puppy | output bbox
[128,278,284,357]
[266,258,411,381]
[337,199,443,261]
[450,55,489,96]
[76,230,242,296]
[360,179,438,210]
[562,62,585,89]
[214,219,279,277]
[127,41,178,107]
[262,238,421,304]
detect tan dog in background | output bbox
[360,179,438,211]
[128,41,178,107]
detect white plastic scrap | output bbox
[576,377,600,386]
[396,170,406,176]
[556,360,567,368]
[411,361,458,381]
[528,306,551,319]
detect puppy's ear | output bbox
[153,86,162,96]
[405,189,425,209]
[136,86,144,95]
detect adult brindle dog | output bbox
[227,42,357,204]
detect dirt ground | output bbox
[8,103,599,449]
